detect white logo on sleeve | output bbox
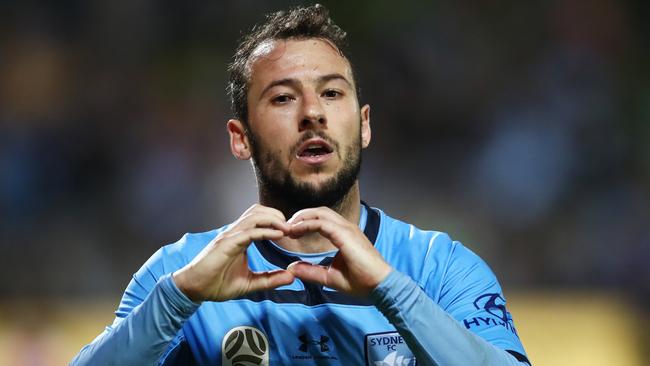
[374,351,416,366]
[222,326,269,366]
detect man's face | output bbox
[235,38,371,209]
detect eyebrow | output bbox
[258,73,353,100]
[319,73,352,88]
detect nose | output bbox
[299,92,326,131]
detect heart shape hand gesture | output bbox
[173,204,392,302]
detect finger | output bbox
[288,219,348,248]
[287,206,346,225]
[221,228,285,256]
[239,212,290,232]
[287,261,330,286]
[247,269,295,293]
[244,204,287,222]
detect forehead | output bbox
[246,38,354,90]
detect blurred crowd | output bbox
[1,0,648,310]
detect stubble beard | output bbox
[247,127,362,217]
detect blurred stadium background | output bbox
[0,0,648,364]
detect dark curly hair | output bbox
[227,4,358,124]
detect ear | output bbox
[360,104,371,148]
[227,119,251,160]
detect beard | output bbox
[247,126,362,215]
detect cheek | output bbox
[253,112,298,146]
[261,98,299,117]
[334,125,361,159]
[256,136,291,163]
[326,98,359,119]
[251,108,295,136]
[270,106,297,120]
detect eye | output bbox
[272,94,293,104]
[322,89,342,99]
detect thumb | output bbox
[287,261,330,287]
[247,269,295,293]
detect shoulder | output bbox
[137,226,230,281]
[375,208,454,252]
[159,229,223,262]
[372,208,455,282]
[116,226,230,317]
[372,206,497,298]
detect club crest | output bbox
[365,331,416,366]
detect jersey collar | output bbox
[253,201,380,269]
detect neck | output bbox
[260,182,361,253]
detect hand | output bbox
[173,204,295,302]
[286,207,392,297]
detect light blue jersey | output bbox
[73,203,529,365]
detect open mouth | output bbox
[296,138,334,163]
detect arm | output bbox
[71,204,295,365]
[70,274,200,366]
[285,207,529,366]
[370,270,529,366]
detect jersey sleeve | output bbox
[371,270,530,366]
[70,245,201,365]
[432,241,528,360]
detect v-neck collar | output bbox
[253,201,380,269]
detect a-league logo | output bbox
[222,326,269,366]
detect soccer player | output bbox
[72,4,530,365]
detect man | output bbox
[72,4,530,365]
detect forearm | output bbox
[370,271,527,366]
[71,274,200,366]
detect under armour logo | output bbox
[298,334,330,352]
